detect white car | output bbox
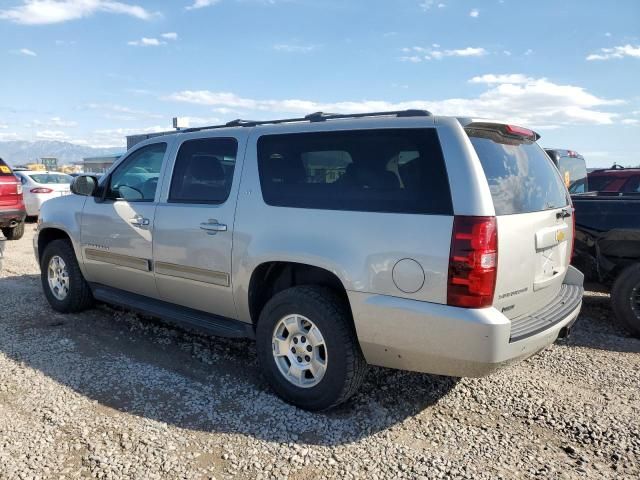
[14,171,73,217]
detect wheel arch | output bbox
[247,261,353,328]
[37,227,74,263]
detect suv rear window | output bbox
[467,129,569,215]
[0,158,14,176]
[557,156,588,194]
[257,128,452,215]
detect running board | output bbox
[90,284,255,339]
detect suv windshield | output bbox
[0,159,14,176]
[467,128,569,215]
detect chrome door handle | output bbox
[130,216,150,227]
[200,219,227,234]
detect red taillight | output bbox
[504,124,536,140]
[30,187,53,193]
[447,216,498,308]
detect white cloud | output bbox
[165,74,625,129]
[469,8,479,17]
[0,123,8,129]
[621,118,639,125]
[0,132,20,141]
[586,44,640,61]
[273,44,317,53]
[11,48,37,56]
[419,0,434,10]
[0,0,155,25]
[161,32,178,40]
[128,37,165,47]
[85,103,163,120]
[470,74,533,84]
[419,1,446,10]
[186,0,221,10]
[25,117,78,128]
[448,47,486,57]
[84,125,171,148]
[36,130,70,140]
[524,49,533,56]
[400,45,487,62]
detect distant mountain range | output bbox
[0,141,124,166]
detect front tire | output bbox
[611,263,640,337]
[256,286,367,411]
[40,239,93,313]
[1,221,25,240]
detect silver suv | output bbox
[34,111,584,410]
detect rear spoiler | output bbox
[461,120,541,141]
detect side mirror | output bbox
[71,175,99,197]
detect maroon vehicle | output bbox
[588,165,640,194]
[0,158,26,240]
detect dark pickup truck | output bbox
[572,193,640,336]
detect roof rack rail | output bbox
[181,109,432,133]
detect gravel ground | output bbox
[0,226,638,480]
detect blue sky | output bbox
[0,0,638,167]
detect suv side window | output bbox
[257,128,452,215]
[169,137,238,204]
[107,143,167,202]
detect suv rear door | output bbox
[152,133,245,320]
[466,124,573,319]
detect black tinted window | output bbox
[623,175,640,193]
[257,129,452,215]
[468,129,569,215]
[169,138,238,204]
[587,175,615,192]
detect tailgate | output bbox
[494,209,573,319]
[466,122,573,319]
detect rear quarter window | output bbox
[467,129,569,215]
[257,128,453,215]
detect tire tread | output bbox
[611,263,640,337]
[41,239,93,313]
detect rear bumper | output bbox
[0,209,26,228]
[349,266,584,377]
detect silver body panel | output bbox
[151,129,249,320]
[34,114,584,378]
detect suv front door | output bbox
[80,141,169,298]
[152,134,244,319]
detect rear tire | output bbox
[611,263,640,338]
[41,239,94,313]
[256,286,367,411]
[2,221,25,240]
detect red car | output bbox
[588,165,640,194]
[0,158,26,240]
